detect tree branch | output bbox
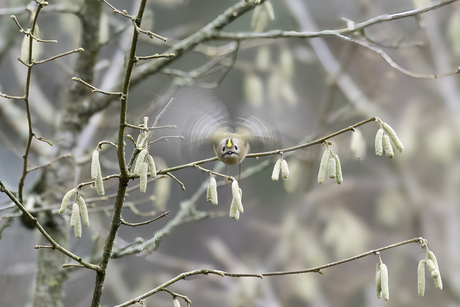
[115,237,425,307]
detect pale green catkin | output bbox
[59,188,77,213]
[94,170,105,196]
[380,263,389,301]
[434,274,443,290]
[376,262,382,299]
[140,162,148,193]
[229,200,240,221]
[375,128,384,156]
[91,150,101,180]
[136,133,145,149]
[350,128,366,160]
[231,180,243,213]
[426,259,437,274]
[427,251,443,290]
[428,251,440,270]
[74,213,82,238]
[318,149,330,184]
[147,155,157,178]
[271,159,282,181]
[173,298,181,307]
[333,154,343,185]
[206,179,212,201]
[134,148,149,176]
[70,203,80,228]
[76,195,90,227]
[207,177,218,205]
[382,134,394,158]
[281,159,289,180]
[91,150,105,196]
[382,122,404,153]
[328,157,336,179]
[417,260,426,297]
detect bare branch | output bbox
[27,154,72,172]
[71,77,123,96]
[137,53,175,61]
[120,211,171,227]
[166,172,186,191]
[115,237,425,307]
[33,48,84,64]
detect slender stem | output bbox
[262,237,423,276]
[17,3,44,204]
[157,117,378,174]
[120,211,170,227]
[115,237,424,307]
[90,0,149,306]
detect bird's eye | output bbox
[234,145,238,150]
[222,146,225,152]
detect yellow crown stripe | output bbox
[226,138,233,147]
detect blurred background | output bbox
[1,0,460,306]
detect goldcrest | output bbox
[173,87,275,167]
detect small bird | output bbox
[174,87,275,180]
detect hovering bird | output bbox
[174,87,276,180]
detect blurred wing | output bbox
[172,87,232,159]
[235,116,279,151]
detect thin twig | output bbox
[262,237,424,276]
[158,117,378,174]
[100,0,132,18]
[212,0,459,40]
[72,77,124,96]
[62,264,87,268]
[132,19,167,42]
[34,48,84,64]
[115,237,424,307]
[153,97,175,128]
[166,172,186,191]
[0,204,15,212]
[34,245,55,249]
[120,211,171,227]
[334,34,438,79]
[194,164,228,179]
[0,92,25,99]
[27,154,72,172]
[161,288,192,305]
[149,135,184,145]
[137,53,175,61]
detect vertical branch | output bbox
[90,1,148,306]
[17,3,44,204]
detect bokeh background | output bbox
[1,0,460,306]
